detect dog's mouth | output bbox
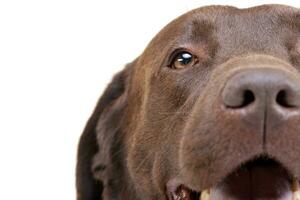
[168,157,300,200]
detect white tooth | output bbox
[200,189,210,200]
[292,180,300,200]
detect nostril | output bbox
[276,90,295,108]
[229,90,255,109]
[241,90,255,108]
[223,89,255,109]
[223,68,300,111]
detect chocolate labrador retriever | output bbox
[76,4,300,200]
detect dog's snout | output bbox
[222,68,300,111]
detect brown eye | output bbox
[171,52,198,69]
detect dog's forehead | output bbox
[144,5,299,63]
[139,5,300,71]
[176,4,299,36]
[196,5,298,60]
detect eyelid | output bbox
[167,49,184,66]
[167,48,195,67]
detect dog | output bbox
[76,4,300,200]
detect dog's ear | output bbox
[76,61,134,200]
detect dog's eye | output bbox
[170,52,198,69]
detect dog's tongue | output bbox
[209,162,293,200]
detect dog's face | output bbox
[77,5,300,200]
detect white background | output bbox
[0,0,298,199]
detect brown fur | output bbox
[76,5,300,199]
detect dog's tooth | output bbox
[200,189,210,200]
[292,180,300,200]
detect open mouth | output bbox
[168,157,300,200]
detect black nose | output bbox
[222,68,300,111]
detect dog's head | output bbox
[77,5,300,200]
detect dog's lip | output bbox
[167,158,300,200]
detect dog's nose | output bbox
[222,68,300,112]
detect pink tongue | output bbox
[210,162,293,200]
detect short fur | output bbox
[76,5,300,200]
